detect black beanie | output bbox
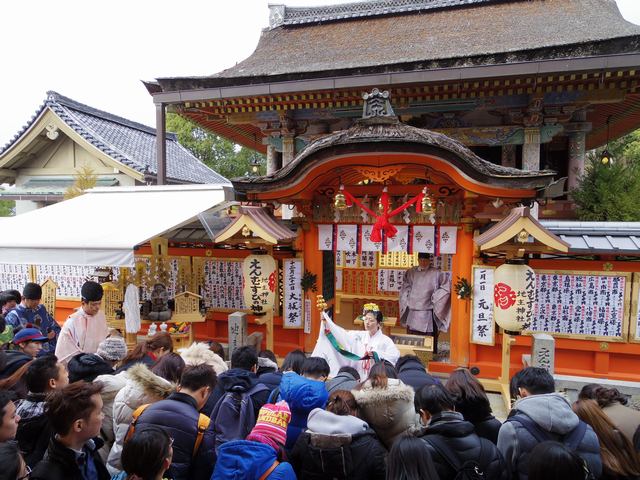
[81,281,103,302]
[67,353,113,382]
[23,283,42,300]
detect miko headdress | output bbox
[363,303,380,314]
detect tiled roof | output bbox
[541,221,640,255]
[268,0,498,27]
[0,92,229,185]
[155,0,640,90]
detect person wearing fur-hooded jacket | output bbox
[106,363,175,476]
[179,342,228,375]
[289,390,387,480]
[351,361,417,449]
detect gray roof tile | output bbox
[0,92,229,185]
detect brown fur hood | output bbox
[126,363,175,399]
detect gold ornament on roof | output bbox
[242,225,251,237]
[516,229,529,243]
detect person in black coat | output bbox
[16,355,69,467]
[396,354,441,392]
[445,367,502,444]
[30,381,110,480]
[290,390,386,480]
[134,364,217,480]
[414,384,508,480]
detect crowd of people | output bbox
[0,283,639,480]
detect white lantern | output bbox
[242,254,277,314]
[493,261,536,333]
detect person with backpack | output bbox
[212,401,296,480]
[497,367,602,480]
[130,363,217,480]
[415,383,507,480]
[203,345,269,420]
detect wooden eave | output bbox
[475,206,570,253]
[214,206,297,244]
[174,68,640,151]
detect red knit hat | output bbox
[247,401,291,447]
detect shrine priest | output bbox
[55,281,109,365]
[312,303,400,378]
[399,252,451,353]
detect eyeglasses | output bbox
[17,465,31,480]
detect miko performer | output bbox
[312,301,400,378]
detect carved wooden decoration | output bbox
[40,278,58,318]
[353,166,403,183]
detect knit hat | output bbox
[13,327,47,344]
[97,336,127,362]
[22,283,42,300]
[81,281,103,302]
[67,353,114,383]
[246,401,291,448]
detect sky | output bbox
[1,0,639,147]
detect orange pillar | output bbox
[449,225,474,366]
[303,224,323,352]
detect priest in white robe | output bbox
[55,281,109,365]
[312,303,400,378]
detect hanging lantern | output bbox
[493,260,536,333]
[242,254,277,314]
[334,185,347,211]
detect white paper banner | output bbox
[439,226,457,254]
[318,225,334,251]
[377,269,405,292]
[335,270,343,291]
[387,225,409,252]
[304,298,311,334]
[361,225,382,252]
[336,224,358,252]
[413,226,435,253]
[471,266,495,345]
[283,259,303,328]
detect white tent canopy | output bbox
[0,184,233,266]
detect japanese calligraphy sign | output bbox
[387,225,409,252]
[634,273,640,341]
[532,272,627,338]
[283,259,303,329]
[361,225,382,252]
[336,225,358,252]
[0,263,31,292]
[318,225,334,251]
[438,226,457,254]
[413,226,435,254]
[493,262,536,333]
[471,266,495,345]
[242,254,277,314]
[476,268,629,339]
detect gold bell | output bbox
[334,192,347,210]
[421,188,434,215]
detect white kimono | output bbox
[55,308,109,365]
[312,312,400,378]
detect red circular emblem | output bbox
[268,272,276,292]
[494,282,516,310]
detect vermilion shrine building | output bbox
[12,0,638,384]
